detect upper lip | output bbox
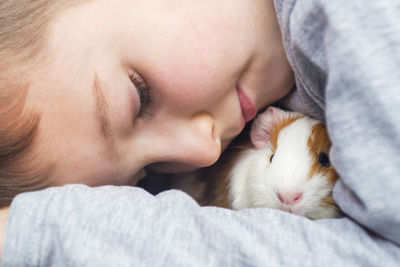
[236,85,256,123]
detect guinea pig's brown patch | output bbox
[197,131,253,208]
[321,194,342,217]
[270,114,303,151]
[321,195,336,206]
[307,123,338,184]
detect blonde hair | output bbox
[0,0,89,207]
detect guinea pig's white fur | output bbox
[229,114,338,219]
[171,107,341,219]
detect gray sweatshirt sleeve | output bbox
[2,185,400,267]
[324,1,400,246]
[274,0,400,246]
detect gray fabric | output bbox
[2,0,400,266]
[276,0,400,246]
[2,185,400,266]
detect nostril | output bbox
[277,191,303,205]
[293,193,302,203]
[277,192,284,203]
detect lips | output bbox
[237,86,256,123]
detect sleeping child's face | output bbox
[28,0,294,186]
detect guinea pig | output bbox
[172,106,341,219]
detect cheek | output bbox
[152,67,225,111]
[46,131,140,187]
[141,28,244,109]
[59,152,114,184]
[62,159,139,186]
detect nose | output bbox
[150,112,222,171]
[185,112,221,166]
[277,191,303,205]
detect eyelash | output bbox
[129,71,153,117]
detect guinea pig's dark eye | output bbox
[269,154,274,163]
[318,152,331,168]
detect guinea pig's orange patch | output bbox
[321,195,336,206]
[307,123,338,184]
[270,114,303,150]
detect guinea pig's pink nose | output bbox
[277,191,303,205]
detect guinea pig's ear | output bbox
[250,106,286,149]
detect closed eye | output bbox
[129,71,153,117]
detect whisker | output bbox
[227,146,252,151]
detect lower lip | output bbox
[237,85,257,123]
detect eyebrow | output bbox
[92,75,119,162]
